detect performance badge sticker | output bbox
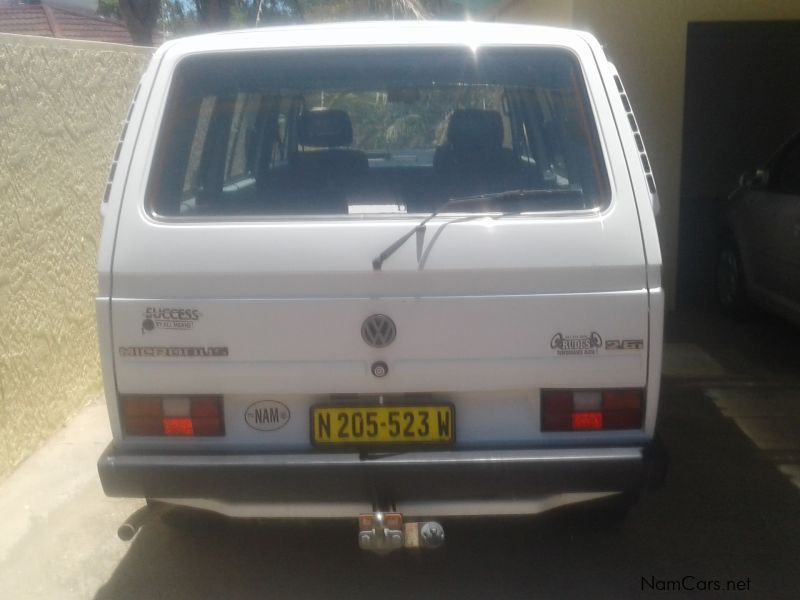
[142,307,200,334]
[550,332,603,356]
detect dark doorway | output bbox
[677,21,800,308]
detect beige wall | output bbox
[0,34,149,479]
[495,0,800,308]
[491,0,572,26]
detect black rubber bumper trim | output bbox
[98,443,662,504]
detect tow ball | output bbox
[358,512,445,553]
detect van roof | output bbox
[155,20,599,59]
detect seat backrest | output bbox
[434,109,506,171]
[291,108,368,176]
[279,108,367,214]
[447,109,504,154]
[297,108,354,148]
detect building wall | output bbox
[0,34,149,478]
[495,0,800,308]
[491,0,572,26]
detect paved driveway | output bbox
[1,310,798,599]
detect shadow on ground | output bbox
[95,381,800,600]
[666,309,800,382]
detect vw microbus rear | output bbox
[97,21,665,549]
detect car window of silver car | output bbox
[771,140,800,195]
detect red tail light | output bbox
[190,397,224,435]
[541,389,643,432]
[571,411,603,431]
[123,398,163,436]
[163,417,195,436]
[601,390,643,429]
[122,396,224,437]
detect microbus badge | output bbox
[361,314,396,348]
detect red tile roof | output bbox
[0,3,50,36]
[0,2,134,44]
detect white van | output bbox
[97,21,665,550]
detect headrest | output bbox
[297,108,353,148]
[446,109,504,150]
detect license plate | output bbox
[311,405,454,446]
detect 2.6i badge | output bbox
[605,338,644,350]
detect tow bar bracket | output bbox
[358,512,445,553]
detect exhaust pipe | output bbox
[117,521,139,542]
[117,502,166,541]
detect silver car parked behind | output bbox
[718,132,800,324]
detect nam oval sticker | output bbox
[245,400,291,432]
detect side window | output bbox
[275,112,288,164]
[773,142,800,195]
[506,89,570,186]
[183,96,216,196]
[499,109,513,150]
[224,93,261,183]
[270,95,297,167]
[181,94,263,203]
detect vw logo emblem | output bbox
[361,314,396,348]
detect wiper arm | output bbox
[371,188,580,271]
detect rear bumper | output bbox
[99,440,666,507]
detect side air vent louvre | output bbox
[103,83,141,203]
[634,133,644,153]
[613,74,657,197]
[646,174,657,194]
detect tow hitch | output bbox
[358,511,445,553]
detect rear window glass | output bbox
[148,47,609,218]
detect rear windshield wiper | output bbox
[371,188,582,271]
